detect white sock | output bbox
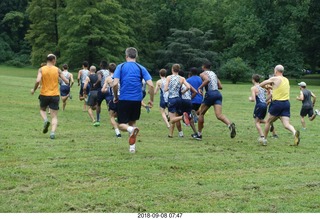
[127,126,134,134]
[115,128,120,135]
[179,131,184,137]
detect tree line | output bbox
[1,0,319,83]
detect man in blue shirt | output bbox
[113,47,154,153]
[187,67,203,112]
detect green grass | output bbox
[1,65,320,213]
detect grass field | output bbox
[0,65,320,213]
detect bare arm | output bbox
[31,68,42,95]
[311,92,316,106]
[83,77,90,96]
[59,69,69,84]
[296,91,304,101]
[77,70,81,85]
[249,86,257,102]
[164,76,170,92]
[198,73,209,94]
[113,78,120,101]
[69,73,74,88]
[146,79,154,106]
[154,80,161,95]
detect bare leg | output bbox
[49,109,58,133]
[213,104,231,125]
[198,104,209,134]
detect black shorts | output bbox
[117,100,141,124]
[300,107,314,117]
[39,95,60,110]
[87,90,98,107]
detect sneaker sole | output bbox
[230,123,236,138]
[183,112,190,126]
[43,121,50,134]
[294,130,300,146]
[129,128,140,145]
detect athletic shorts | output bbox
[97,90,106,105]
[268,100,290,117]
[107,96,118,112]
[39,95,60,110]
[192,103,201,111]
[60,85,70,97]
[180,99,192,115]
[168,97,182,114]
[300,107,314,117]
[203,90,222,106]
[117,100,141,124]
[159,95,168,109]
[79,83,90,96]
[87,90,98,107]
[253,102,267,120]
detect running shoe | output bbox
[43,121,50,134]
[116,134,122,138]
[294,130,300,146]
[93,121,100,127]
[191,110,198,123]
[129,127,140,145]
[191,133,202,141]
[315,109,319,116]
[129,144,136,153]
[229,123,236,138]
[182,112,190,126]
[50,132,55,139]
[145,106,150,113]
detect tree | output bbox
[58,0,133,69]
[156,28,218,71]
[25,0,63,66]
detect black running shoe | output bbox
[229,123,236,138]
[43,121,50,134]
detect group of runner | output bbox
[31,49,316,152]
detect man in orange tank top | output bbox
[31,54,69,139]
[260,64,300,146]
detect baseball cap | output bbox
[298,82,307,87]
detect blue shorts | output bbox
[97,90,106,105]
[168,97,182,114]
[203,90,222,106]
[79,83,90,96]
[60,85,70,97]
[159,95,168,109]
[180,99,192,115]
[268,100,290,117]
[253,102,267,120]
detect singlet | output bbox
[89,74,100,91]
[40,65,60,96]
[100,69,110,87]
[168,75,181,98]
[80,69,89,83]
[60,70,71,86]
[204,71,218,91]
[302,89,312,109]
[256,85,266,104]
[272,77,290,101]
[181,84,191,100]
[160,78,169,102]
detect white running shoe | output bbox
[258,137,267,146]
[315,109,319,116]
[129,144,136,153]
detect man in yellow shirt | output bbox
[31,54,69,139]
[260,64,300,146]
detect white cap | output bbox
[298,82,307,87]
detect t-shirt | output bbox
[187,75,203,104]
[113,62,152,101]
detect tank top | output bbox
[272,77,290,101]
[40,65,60,96]
[256,85,266,104]
[204,71,218,91]
[168,75,181,98]
[81,69,89,83]
[89,74,100,91]
[60,70,70,86]
[302,89,312,109]
[160,78,169,102]
[100,69,110,87]
[181,84,191,100]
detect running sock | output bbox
[115,128,120,135]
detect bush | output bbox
[220,57,252,84]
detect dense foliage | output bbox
[1,0,319,81]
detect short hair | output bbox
[62,64,68,70]
[90,65,96,72]
[125,47,138,59]
[100,60,108,69]
[190,67,198,76]
[275,65,284,73]
[203,61,211,69]
[108,63,116,73]
[47,54,56,62]
[172,64,180,73]
[83,61,89,68]
[178,70,185,77]
[159,68,167,77]
[252,74,260,83]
